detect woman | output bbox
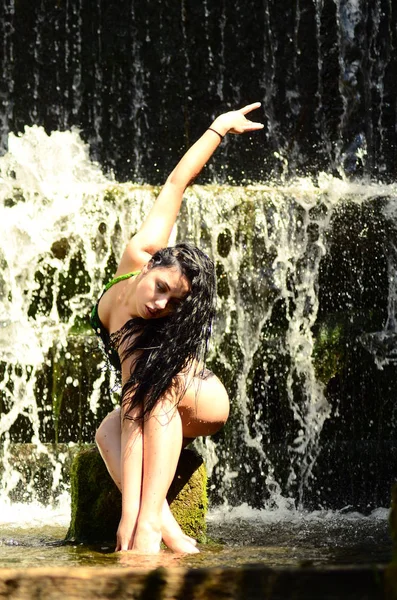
[93,102,264,554]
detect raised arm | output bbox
[116,103,264,274]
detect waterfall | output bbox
[1,126,397,511]
[1,0,397,512]
[0,0,396,183]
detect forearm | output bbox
[167,122,224,191]
[120,103,263,269]
[132,124,224,254]
[146,103,263,209]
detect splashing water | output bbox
[0,126,153,502]
[1,126,397,513]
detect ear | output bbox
[142,260,154,274]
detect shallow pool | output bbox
[0,502,391,570]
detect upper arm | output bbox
[115,180,185,276]
[115,240,152,276]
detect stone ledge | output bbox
[0,443,79,504]
[0,564,386,600]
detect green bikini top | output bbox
[102,270,140,293]
[90,270,140,371]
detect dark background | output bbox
[1,0,396,184]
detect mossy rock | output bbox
[66,445,207,544]
[66,446,121,543]
[167,448,208,542]
[313,321,344,384]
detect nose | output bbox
[154,297,168,310]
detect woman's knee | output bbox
[95,407,121,450]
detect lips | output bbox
[145,305,158,318]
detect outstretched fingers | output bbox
[226,104,264,134]
[240,101,262,115]
[210,101,264,136]
[242,119,265,131]
[239,102,264,132]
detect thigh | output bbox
[178,370,230,438]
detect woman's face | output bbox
[134,265,190,319]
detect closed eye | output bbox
[156,281,167,292]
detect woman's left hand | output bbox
[116,515,136,551]
[211,102,264,137]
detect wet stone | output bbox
[0,564,386,600]
[66,445,208,544]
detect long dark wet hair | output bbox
[112,243,216,420]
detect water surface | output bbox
[0,502,391,570]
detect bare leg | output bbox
[95,372,229,554]
[95,406,143,551]
[132,396,183,553]
[95,407,123,489]
[117,408,143,551]
[161,498,198,550]
[95,407,197,552]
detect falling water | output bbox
[1,0,396,182]
[0,126,153,504]
[0,0,396,530]
[1,125,397,513]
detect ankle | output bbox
[136,517,161,535]
[133,519,162,554]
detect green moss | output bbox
[66,445,208,544]
[68,317,93,336]
[102,186,130,205]
[169,462,208,542]
[313,322,344,384]
[66,445,121,543]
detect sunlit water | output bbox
[0,127,396,573]
[2,126,397,509]
[0,499,391,569]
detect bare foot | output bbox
[162,530,199,554]
[161,500,198,549]
[133,522,162,554]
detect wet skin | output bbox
[97,264,191,336]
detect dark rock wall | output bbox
[2,192,395,511]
